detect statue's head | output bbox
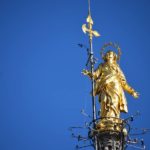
[103,50,118,62]
[101,42,121,62]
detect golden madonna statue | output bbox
[82,50,139,131]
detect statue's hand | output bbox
[132,91,139,99]
[82,69,89,76]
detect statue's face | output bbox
[105,51,116,62]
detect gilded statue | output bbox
[82,50,139,131]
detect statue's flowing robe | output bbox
[93,62,134,118]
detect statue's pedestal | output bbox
[96,131,124,150]
[96,118,123,132]
[94,118,126,150]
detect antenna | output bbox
[88,0,91,16]
[81,0,100,149]
[82,0,100,124]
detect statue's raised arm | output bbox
[82,64,102,80]
[117,64,139,99]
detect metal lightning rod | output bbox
[82,0,100,150]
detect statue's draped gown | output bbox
[93,62,134,118]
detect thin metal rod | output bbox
[89,39,96,121]
[89,38,98,150]
[86,1,98,149]
[88,0,91,15]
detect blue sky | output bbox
[0,0,150,150]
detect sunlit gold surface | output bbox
[96,118,123,132]
[82,15,100,40]
[82,51,139,131]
